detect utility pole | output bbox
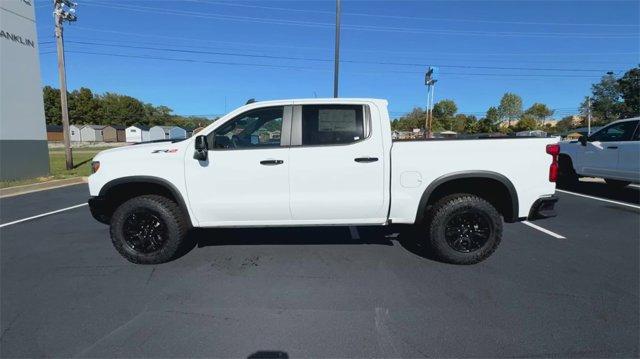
[333,0,341,98]
[53,0,77,170]
[424,67,438,138]
[587,96,592,135]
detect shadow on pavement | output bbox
[247,351,289,359]
[557,180,640,205]
[177,224,440,262]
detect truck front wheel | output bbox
[110,195,188,264]
[425,194,502,265]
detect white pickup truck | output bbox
[88,98,559,265]
[559,117,640,188]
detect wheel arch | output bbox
[97,176,193,227]
[415,171,519,224]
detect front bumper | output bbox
[527,195,558,220]
[88,196,110,224]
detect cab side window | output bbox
[301,105,365,146]
[208,106,283,149]
[589,121,638,142]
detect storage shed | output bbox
[125,125,150,143]
[80,125,105,142]
[149,126,171,141]
[46,125,64,141]
[69,125,82,142]
[103,125,126,142]
[191,126,205,136]
[169,126,187,139]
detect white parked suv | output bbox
[559,117,640,188]
[88,98,559,265]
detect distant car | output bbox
[559,117,640,187]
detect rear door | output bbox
[617,120,640,182]
[288,103,387,224]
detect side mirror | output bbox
[193,135,208,161]
[578,135,587,146]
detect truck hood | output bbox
[93,139,192,162]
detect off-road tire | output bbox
[110,195,188,264]
[604,179,631,188]
[426,194,502,265]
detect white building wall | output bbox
[80,126,96,142]
[69,125,82,141]
[169,127,187,139]
[125,126,143,143]
[149,126,170,141]
[0,0,49,179]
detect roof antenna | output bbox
[245,98,256,104]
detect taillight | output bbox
[546,144,559,182]
[546,144,560,156]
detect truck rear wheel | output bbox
[110,195,187,264]
[425,194,502,265]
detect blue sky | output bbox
[35,0,639,119]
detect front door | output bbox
[185,105,292,226]
[582,120,638,179]
[288,103,387,224]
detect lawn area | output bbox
[0,150,100,188]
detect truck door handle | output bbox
[606,146,618,149]
[354,157,378,163]
[260,159,283,166]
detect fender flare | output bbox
[415,170,519,223]
[99,176,193,227]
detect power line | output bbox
[39,48,605,79]
[56,39,623,73]
[81,1,638,39]
[193,0,640,28]
[63,26,640,58]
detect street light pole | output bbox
[53,0,77,170]
[587,96,592,136]
[333,0,341,98]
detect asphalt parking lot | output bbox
[1,182,638,358]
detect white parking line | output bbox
[522,221,566,239]
[349,226,360,240]
[556,189,640,210]
[0,203,88,229]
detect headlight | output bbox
[91,161,100,173]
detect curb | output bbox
[0,177,88,198]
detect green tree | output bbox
[69,87,102,124]
[433,99,458,131]
[42,86,62,125]
[555,115,579,134]
[514,116,538,132]
[477,106,500,133]
[393,107,427,131]
[617,66,640,118]
[99,93,146,126]
[452,114,478,133]
[524,103,554,127]
[498,92,523,128]
[582,73,621,123]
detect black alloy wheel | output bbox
[444,209,492,253]
[122,210,168,254]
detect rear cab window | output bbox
[301,105,365,146]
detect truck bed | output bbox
[388,136,558,223]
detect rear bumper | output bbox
[88,196,110,224]
[527,195,558,221]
